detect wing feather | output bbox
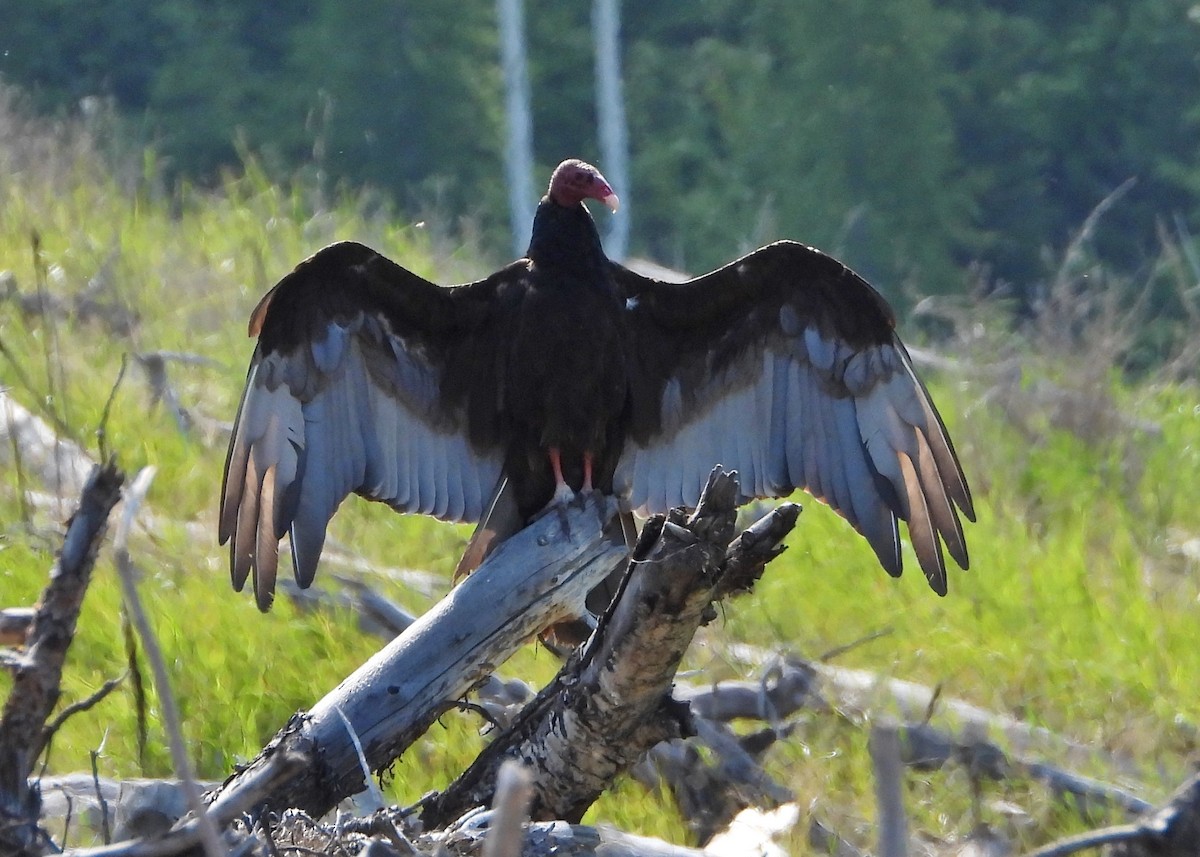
[898,453,946,594]
[614,241,974,593]
[219,242,508,610]
[782,360,807,497]
[255,465,280,604]
[913,428,968,568]
[232,451,260,591]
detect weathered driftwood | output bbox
[813,659,1144,778]
[203,492,630,820]
[643,655,1156,852]
[41,788,808,857]
[899,721,1152,818]
[281,573,422,639]
[37,774,216,845]
[43,636,1157,855]
[674,657,822,723]
[1,247,139,338]
[0,390,95,500]
[1021,771,1200,857]
[419,472,800,828]
[0,462,125,857]
[275,806,713,857]
[131,351,223,438]
[1107,771,1200,855]
[0,393,441,609]
[56,752,308,857]
[716,646,1146,786]
[678,658,1151,820]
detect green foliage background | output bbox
[0,78,1199,852]
[1,3,1200,850]
[2,1,1198,300]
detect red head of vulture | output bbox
[220,159,975,611]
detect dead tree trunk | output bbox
[206,471,797,832]
[0,462,125,857]
[497,0,535,258]
[203,494,630,819]
[421,471,799,826]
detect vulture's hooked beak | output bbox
[602,193,620,213]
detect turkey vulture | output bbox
[220,159,974,611]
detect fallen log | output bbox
[718,644,1146,783]
[203,492,630,819]
[0,390,95,500]
[1020,770,1200,857]
[676,658,1152,820]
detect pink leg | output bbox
[548,447,566,486]
[547,447,574,504]
[582,451,594,492]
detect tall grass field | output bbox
[2,91,1198,852]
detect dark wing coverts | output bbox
[219,242,513,609]
[613,241,975,594]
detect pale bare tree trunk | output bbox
[497,0,536,258]
[592,0,630,260]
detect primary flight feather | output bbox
[220,159,975,610]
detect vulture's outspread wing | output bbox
[613,241,975,594]
[219,241,518,609]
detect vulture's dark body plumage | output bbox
[220,160,975,611]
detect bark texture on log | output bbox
[204,493,629,820]
[420,471,799,827]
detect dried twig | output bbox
[91,737,112,845]
[113,466,224,857]
[332,706,386,812]
[96,353,129,462]
[41,673,126,751]
[31,231,70,443]
[870,724,909,857]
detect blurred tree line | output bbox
[1,0,1197,304]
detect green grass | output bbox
[2,103,1199,853]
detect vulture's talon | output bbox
[551,480,577,507]
[531,482,577,523]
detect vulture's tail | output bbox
[453,476,523,582]
[453,477,639,651]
